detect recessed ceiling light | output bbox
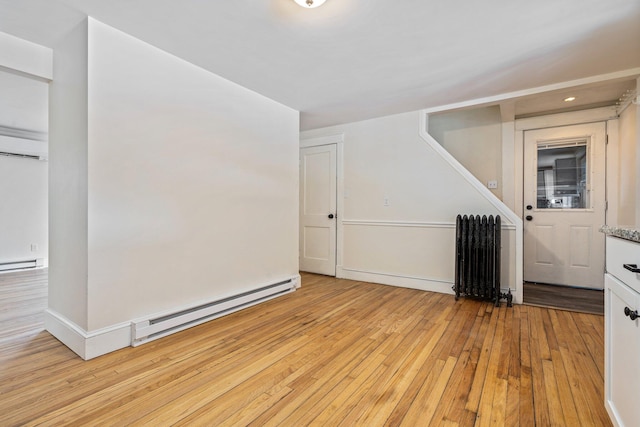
[294,0,326,8]
[564,96,576,102]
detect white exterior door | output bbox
[523,122,606,289]
[300,144,337,276]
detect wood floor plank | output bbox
[357,308,453,426]
[333,307,452,426]
[489,378,508,426]
[0,270,612,426]
[528,306,552,426]
[547,310,581,425]
[559,311,611,426]
[518,305,535,426]
[475,307,505,426]
[399,355,457,426]
[464,304,499,413]
[422,302,486,425]
[541,358,566,425]
[383,302,470,425]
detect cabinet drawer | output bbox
[606,236,640,294]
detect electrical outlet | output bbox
[383,196,390,206]
[487,180,498,189]
[31,244,38,252]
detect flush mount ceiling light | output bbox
[294,0,326,8]
[564,96,576,102]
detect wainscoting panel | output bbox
[341,220,517,300]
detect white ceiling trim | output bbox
[422,68,640,116]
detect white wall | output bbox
[618,101,637,226]
[301,111,518,297]
[0,71,49,133]
[49,20,89,329]
[0,43,50,270]
[48,18,299,357]
[428,106,503,199]
[0,156,47,265]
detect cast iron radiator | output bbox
[454,214,512,307]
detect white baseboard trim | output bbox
[336,266,518,303]
[45,274,302,359]
[337,266,455,295]
[44,309,131,360]
[341,219,516,230]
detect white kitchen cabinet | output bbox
[605,234,640,427]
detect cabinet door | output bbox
[605,274,640,427]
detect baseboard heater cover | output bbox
[131,278,297,346]
[0,258,43,272]
[0,151,47,161]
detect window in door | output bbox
[536,142,588,209]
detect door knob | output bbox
[526,215,533,221]
[624,307,639,321]
[526,205,533,210]
[328,213,334,219]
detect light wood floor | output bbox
[0,270,611,426]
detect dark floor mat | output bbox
[523,282,604,315]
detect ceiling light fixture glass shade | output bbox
[294,0,326,8]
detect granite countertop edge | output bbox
[600,225,640,243]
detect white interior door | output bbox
[523,122,606,289]
[300,144,337,276]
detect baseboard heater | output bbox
[131,278,296,346]
[0,151,46,161]
[0,259,40,272]
[454,214,512,307]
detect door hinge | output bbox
[606,134,609,145]
[605,200,609,211]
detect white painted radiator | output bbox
[131,277,297,346]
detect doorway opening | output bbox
[522,122,607,313]
[299,134,344,278]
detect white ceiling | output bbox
[513,79,637,118]
[1,0,639,130]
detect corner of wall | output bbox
[48,15,90,331]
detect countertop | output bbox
[600,225,640,243]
